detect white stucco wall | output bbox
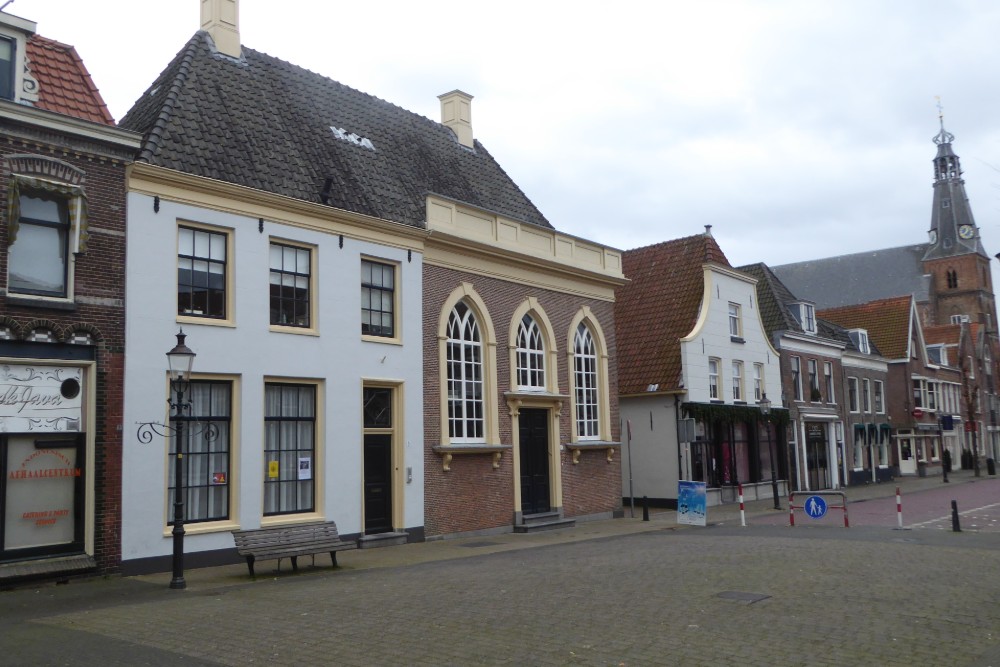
[680,266,782,405]
[122,193,424,562]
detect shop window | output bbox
[263,383,316,516]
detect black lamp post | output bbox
[759,394,781,510]
[166,330,196,590]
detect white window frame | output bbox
[862,378,872,413]
[753,363,764,402]
[447,301,485,443]
[732,360,744,402]
[709,357,720,400]
[728,303,742,338]
[808,359,819,401]
[573,323,600,440]
[848,377,860,413]
[791,356,803,402]
[824,361,835,404]
[516,314,546,391]
[874,380,885,414]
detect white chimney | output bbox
[201,0,241,59]
[438,90,474,148]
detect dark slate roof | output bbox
[771,244,930,310]
[616,232,731,395]
[120,32,551,230]
[26,34,114,125]
[739,262,873,355]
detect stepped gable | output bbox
[120,32,550,231]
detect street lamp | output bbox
[759,394,781,510]
[166,330,196,590]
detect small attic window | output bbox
[927,345,945,365]
[330,126,375,151]
[0,35,13,100]
[849,329,870,355]
[790,302,817,335]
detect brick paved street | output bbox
[4,513,1000,666]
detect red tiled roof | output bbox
[615,233,732,395]
[26,34,114,125]
[923,324,960,346]
[818,295,913,359]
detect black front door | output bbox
[519,408,550,515]
[364,434,392,534]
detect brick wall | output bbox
[423,264,621,537]
[1,131,130,573]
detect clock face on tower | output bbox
[929,229,938,244]
[959,224,975,240]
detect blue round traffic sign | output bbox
[804,495,828,519]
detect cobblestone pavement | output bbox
[3,471,999,666]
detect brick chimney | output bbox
[438,90,473,148]
[201,0,241,59]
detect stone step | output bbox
[514,517,576,533]
[357,532,408,549]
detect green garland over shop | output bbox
[681,402,790,427]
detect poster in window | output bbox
[297,457,312,481]
[268,460,279,479]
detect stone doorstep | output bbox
[0,554,96,584]
[357,532,408,549]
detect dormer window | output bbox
[950,314,969,324]
[0,36,13,100]
[849,329,870,355]
[789,302,817,335]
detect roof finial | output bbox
[933,96,954,145]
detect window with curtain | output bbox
[168,381,231,524]
[574,323,599,439]
[447,301,484,442]
[9,190,70,297]
[516,314,545,390]
[263,384,316,516]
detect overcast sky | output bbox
[12,0,1000,275]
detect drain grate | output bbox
[717,591,771,604]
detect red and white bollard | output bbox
[739,484,746,527]
[896,487,903,529]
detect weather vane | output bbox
[933,96,953,145]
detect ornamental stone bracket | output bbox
[432,443,512,471]
[565,441,621,464]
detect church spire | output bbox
[923,101,987,261]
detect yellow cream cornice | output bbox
[425,197,626,301]
[128,163,425,251]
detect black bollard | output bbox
[642,496,649,522]
[951,500,961,532]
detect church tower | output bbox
[922,115,997,332]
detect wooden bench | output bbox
[231,521,357,577]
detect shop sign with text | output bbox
[0,365,83,432]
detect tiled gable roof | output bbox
[120,32,550,230]
[616,233,731,395]
[923,324,960,347]
[26,35,114,125]
[818,295,913,360]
